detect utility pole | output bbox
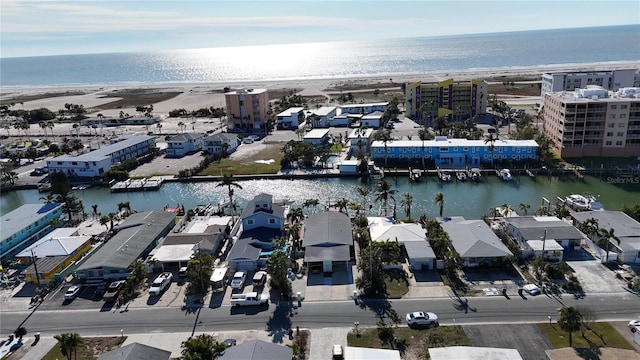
[538,227,547,286]
[31,249,41,288]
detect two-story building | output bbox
[47,135,156,178]
[302,211,353,273]
[348,128,374,156]
[370,137,538,166]
[303,129,330,148]
[1,203,64,264]
[340,102,388,115]
[307,106,337,128]
[202,133,240,154]
[276,107,306,129]
[165,133,204,158]
[360,111,384,129]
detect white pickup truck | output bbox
[230,292,269,307]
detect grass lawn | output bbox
[383,269,409,299]
[40,336,125,360]
[348,326,470,359]
[198,144,283,175]
[538,322,634,350]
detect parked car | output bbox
[230,271,247,290]
[149,272,173,296]
[523,284,541,296]
[230,292,269,307]
[252,271,267,287]
[178,266,188,277]
[406,311,439,328]
[332,344,344,359]
[64,285,82,300]
[30,167,47,176]
[629,320,640,332]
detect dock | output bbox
[110,176,166,192]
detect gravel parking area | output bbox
[464,323,552,360]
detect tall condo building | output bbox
[540,69,638,107]
[404,79,487,125]
[224,89,270,132]
[542,86,640,158]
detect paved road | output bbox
[2,293,639,338]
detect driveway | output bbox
[464,324,553,360]
[565,250,627,295]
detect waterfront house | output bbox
[368,217,436,270]
[302,211,353,273]
[504,216,586,259]
[276,107,305,129]
[151,216,231,271]
[16,227,92,284]
[225,88,270,132]
[218,339,292,360]
[75,211,176,281]
[340,102,388,115]
[47,135,156,178]
[307,106,337,128]
[441,217,513,267]
[202,133,240,154]
[1,203,64,265]
[571,210,640,264]
[165,133,204,158]
[370,136,538,166]
[240,194,286,232]
[348,128,374,156]
[360,111,384,129]
[303,129,330,148]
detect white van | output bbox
[210,267,229,291]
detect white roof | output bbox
[372,138,539,148]
[345,346,401,360]
[368,217,426,243]
[152,244,196,262]
[16,227,90,258]
[224,88,267,95]
[304,129,330,139]
[526,239,564,251]
[185,216,231,233]
[429,346,523,360]
[276,107,305,117]
[340,102,388,108]
[348,128,374,139]
[311,106,336,116]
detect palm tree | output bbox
[484,132,499,166]
[400,192,413,220]
[91,204,99,220]
[99,215,110,230]
[302,198,319,214]
[216,174,242,214]
[356,185,371,214]
[597,228,620,263]
[557,306,582,347]
[181,334,227,360]
[500,202,511,217]
[489,207,500,220]
[579,217,599,241]
[374,178,397,217]
[434,192,444,218]
[535,205,549,216]
[335,198,350,214]
[518,203,530,215]
[54,332,84,360]
[286,207,304,224]
[107,212,118,230]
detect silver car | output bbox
[406,311,439,328]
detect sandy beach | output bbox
[1,61,638,119]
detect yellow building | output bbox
[404,79,487,125]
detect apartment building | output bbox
[540,69,638,107]
[542,86,640,158]
[404,79,487,125]
[224,89,270,132]
[47,135,156,178]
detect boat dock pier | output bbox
[110,176,166,192]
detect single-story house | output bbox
[441,217,513,267]
[75,211,177,281]
[339,102,388,115]
[307,106,337,128]
[16,227,92,284]
[276,107,305,129]
[345,346,401,360]
[226,237,270,271]
[360,111,384,129]
[429,346,523,360]
[218,339,292,360]
[202,133,240,154]
[98,342,171,360]
[368,217,435,270]
[240,193,285,232]
[165,133,204,157]
[348,128,374,156]
[571,210,640,264]
[526,240,565,262]
[337,159,360,174]
[302,211,353,273]
[504,216,585,255]
[303,129,330,148]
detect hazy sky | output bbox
[1,0,638,58]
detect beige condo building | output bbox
[542,87,640,158]
[224,88,270,132]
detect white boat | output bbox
[456,171,467,181]
[470,168,482,182]
[565,194,603,211]
[499,169,512,181]
[439,170,452,182]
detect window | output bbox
[619,123,625,128]
[609,114,616,119]
[605,141,612,145]
[608,123,615,128]
[620,114,626,119]
[617,132,624,136]
[621,104,628,109]
[439,147,448,152]
[610,104,617,110]
[606,132,613,136]
[247,219,254,225]
[616,141,623,146]
[269,219,276,224]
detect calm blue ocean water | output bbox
[1,25,639,88]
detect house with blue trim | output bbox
[202,133,240,154]
[1,203,64,264]
[371,136,538,166]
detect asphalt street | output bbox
[3,293,639,338]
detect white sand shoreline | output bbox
[1,61,637,118]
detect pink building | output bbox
[224,89,270,132]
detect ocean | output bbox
[1,25,639,88]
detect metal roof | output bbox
[506,216,585,240]
[441,219,513,258]
[98,342,171,360]
[303,212,352,247]
[227,237,263,262]
[218,339,292,360]
[1,203,63,240]
[51,135,154,162]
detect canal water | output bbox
[2,174,638,219]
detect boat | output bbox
[470,168,482,182]
[499,169,512,181]
[37,183,51,192]
[456,171,467,181]
[409,168,422,182]
[164,203,185,216]
[565,194,603,211]
[439,170,452,182]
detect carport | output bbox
[150,244,195,271]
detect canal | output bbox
[2,173,638,219]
